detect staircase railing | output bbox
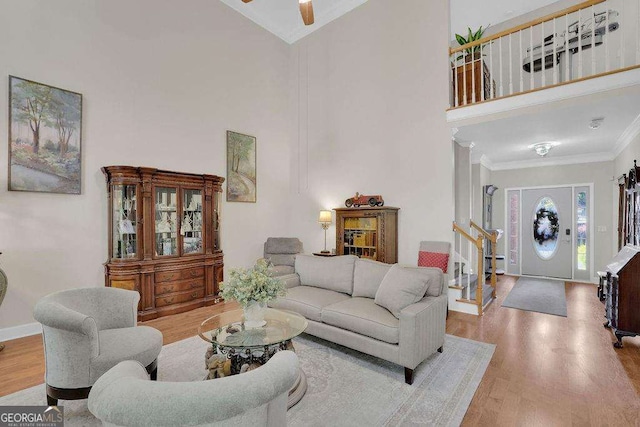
[470,220,498,298]
[452,222,485,315]
[449,0,640,108]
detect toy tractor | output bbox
[345,192,384,208]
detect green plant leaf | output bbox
[455,34,467,46]
[474,26,484,40]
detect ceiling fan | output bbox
[241,0,315,26]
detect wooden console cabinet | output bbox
[102,166,224,321]
[334,207,399,263]
[604,245,640,348]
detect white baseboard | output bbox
[0,322,42,342]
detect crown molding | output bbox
[613,112,640,158]
[471,154,494,170]
[489,152,615,171]
[219,0,369,44]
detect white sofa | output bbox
[269,254,447,384]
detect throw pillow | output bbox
[295,254,357,295]
[418,251,449,273]
[374,265,441,318]
[352,258,392,299]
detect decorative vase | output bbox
[243,301,267,328]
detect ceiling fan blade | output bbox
[299,0,314,26]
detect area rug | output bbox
[501,277,567,317]
[0,333,494,426]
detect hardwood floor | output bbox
[1,277,639,426]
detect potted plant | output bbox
[454,26,488,62]
[220,259,286,328]
[452,25,493,105]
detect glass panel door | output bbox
[155,187,178,256]
[112,184,137,259]
[213,192,221,251]
[342,216,378,259]
[182,188,203,254]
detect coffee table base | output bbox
[288,369,307,409]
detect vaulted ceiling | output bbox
[219,0,369,44]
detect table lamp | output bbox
[318,210,332,253]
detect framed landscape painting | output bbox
[9,76,82,194]
[226,130,256,203]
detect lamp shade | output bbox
[318,210,332,224]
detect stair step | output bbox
[485,255,506,260]
[486,267,506,275]
[471,283,494,306]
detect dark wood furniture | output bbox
[617,160,640,250]
[451,57,494,106]
[603,245,640,348]
[102,166,224,321]
[334,207,399,264]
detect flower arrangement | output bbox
[220,259,286,307]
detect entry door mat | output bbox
[501,277,567,317]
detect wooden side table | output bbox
[313,252,337,257]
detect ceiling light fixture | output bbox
[242,0,315,26]
[532,142,552,157]
[589,117,605,130]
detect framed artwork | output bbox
[226,130,256,203]
[9,76,82,194]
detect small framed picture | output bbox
[226,131,256,203]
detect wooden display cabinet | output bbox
[102,166,224,321]
[334,207,399,264]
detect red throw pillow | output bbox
[418,251,449,273]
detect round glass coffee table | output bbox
[198,308,308,408]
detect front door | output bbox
[521,187,572,279]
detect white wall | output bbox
[491,161,614,280]
[0,0,293,331]
[286,0,454,263]
[471,162,492,224]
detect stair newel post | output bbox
[476,235,484,315]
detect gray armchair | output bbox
[88,351,299,427]
[263,237,303,277]
[33,287,163,406]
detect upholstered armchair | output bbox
[88,351,299,427]
[33,287,163,406]
[263,237,304,277]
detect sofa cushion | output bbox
[266,254,297,267]
[269,265,295,276]
[374,265,443,318]
[268,286,350,322]
[91,326,163,382]
[264,237,303,254]
[352,258,392,299]
[321,298,399,344]
[294,254,357,295]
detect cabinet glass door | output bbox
[213,192,221,251]
[112,184,137,259]
[182,188,203,254]
[155,187,178,256]
[342,216,378,259]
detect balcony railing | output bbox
[449,0,640,108]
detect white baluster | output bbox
[499,37,504,97]
[472,46,476,103]
[605,5,610,72]
[530,26,535,89]
[463,51,467,105]
[454,54,459,107]
[637,0,640,65]
[541,20,546,87]
[591,5,596,76]
[458,231,462,293]
[490,38,495,99]
[578,8,583,78]
[467,234,472,299]
[553,17,558,84]
[509,33,513,95]
[621,0,626,68]
[481,42,485,101]
[566,13,571,81]
[519,30,524,92]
